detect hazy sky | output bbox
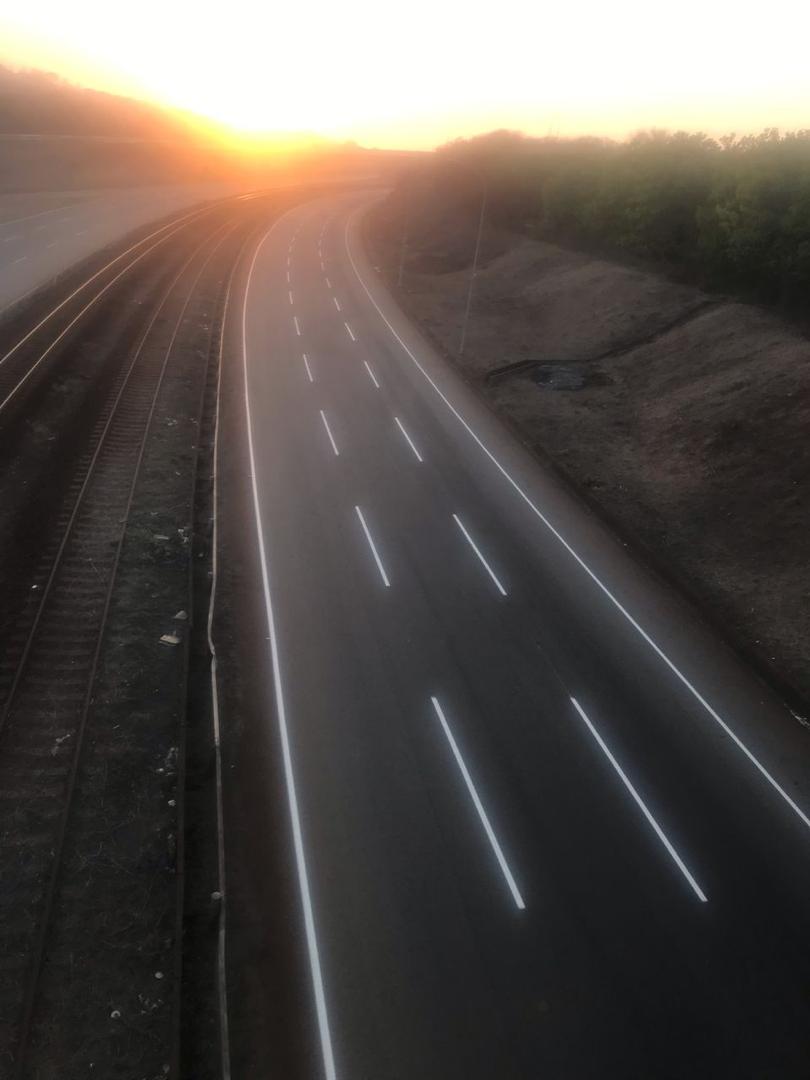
[1,0,809,147]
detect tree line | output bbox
[415,129,810,310]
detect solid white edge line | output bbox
[319,409,340,456]
[303,353,314,383]
[354,506,391,587]
[207,257,240,1080]
[394,416,423,463]
[452,514,507,597]
[243,219,338,1080]
[294,315,301,336]
[363,360,380,389]
[571,698,708,902]
[0,200,75,228]
[343,210,810,835]
[431,697,525,910]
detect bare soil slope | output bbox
[368,208,810,710]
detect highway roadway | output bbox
[0,182,236,315]
[237,192,810,1079]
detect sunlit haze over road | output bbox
[2,0,810,146]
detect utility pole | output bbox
[396,217,408,288]
[458,181,487,359]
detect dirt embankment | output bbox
[367,203,810,710]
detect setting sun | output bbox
[2,0,810,147]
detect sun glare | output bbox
[2,0,810,147]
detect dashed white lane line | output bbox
[452,514,507,596]
[320,260,326,272]
[294,316,301,336]
[11,256,26,265]
[1,236,17,244]
[289,290,294,305]
[319,410,339,456]
[46,241,57,248]
[242,219,337,1080]
[75,229,87,236]
[363,360,380,389]
[394,417,423,463]
[570,698,708,902]
[302,353,314,383]
[344,321,356,342]
[354,506,390,587]
[286,270,291,283]
[325,276,331,288]
[333,297,341,312]
[345,212,810,836]
[431,696,526,910]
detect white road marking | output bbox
[46,241,57,248]
[320,260,326,272]
[289,290,294,305]
[570,698,708,902]
[325,276,331,288]
[243,219,337,1080]
[207,261,237,1080]
[363,360,379,388]
[0,201,75,229]
[75,229,87,236]
[345,212,810,835]
[294,316,301,336]
[11,256,26,265]
[354,506,390,587]
[394,417,423,462]
[333,297,341,312]
[344,321,356,342]
[319,410,339,456]
[303,353,314,383]
[1,236,17,244]
[431,697,525,910]
[453,514,507,596]
[286,270,291,283]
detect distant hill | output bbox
[0,65,423,192]
[0,65,190,140]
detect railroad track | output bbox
[0,206,253,1075]
[0,203,219,421]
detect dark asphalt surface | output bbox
[238,192,810,1079]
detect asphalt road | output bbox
[0,182,236,314]
[239,192,810,1079]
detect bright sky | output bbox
[1,0,809,148]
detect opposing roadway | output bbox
[0,183,237,315]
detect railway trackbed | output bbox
[0,194,277,1078]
